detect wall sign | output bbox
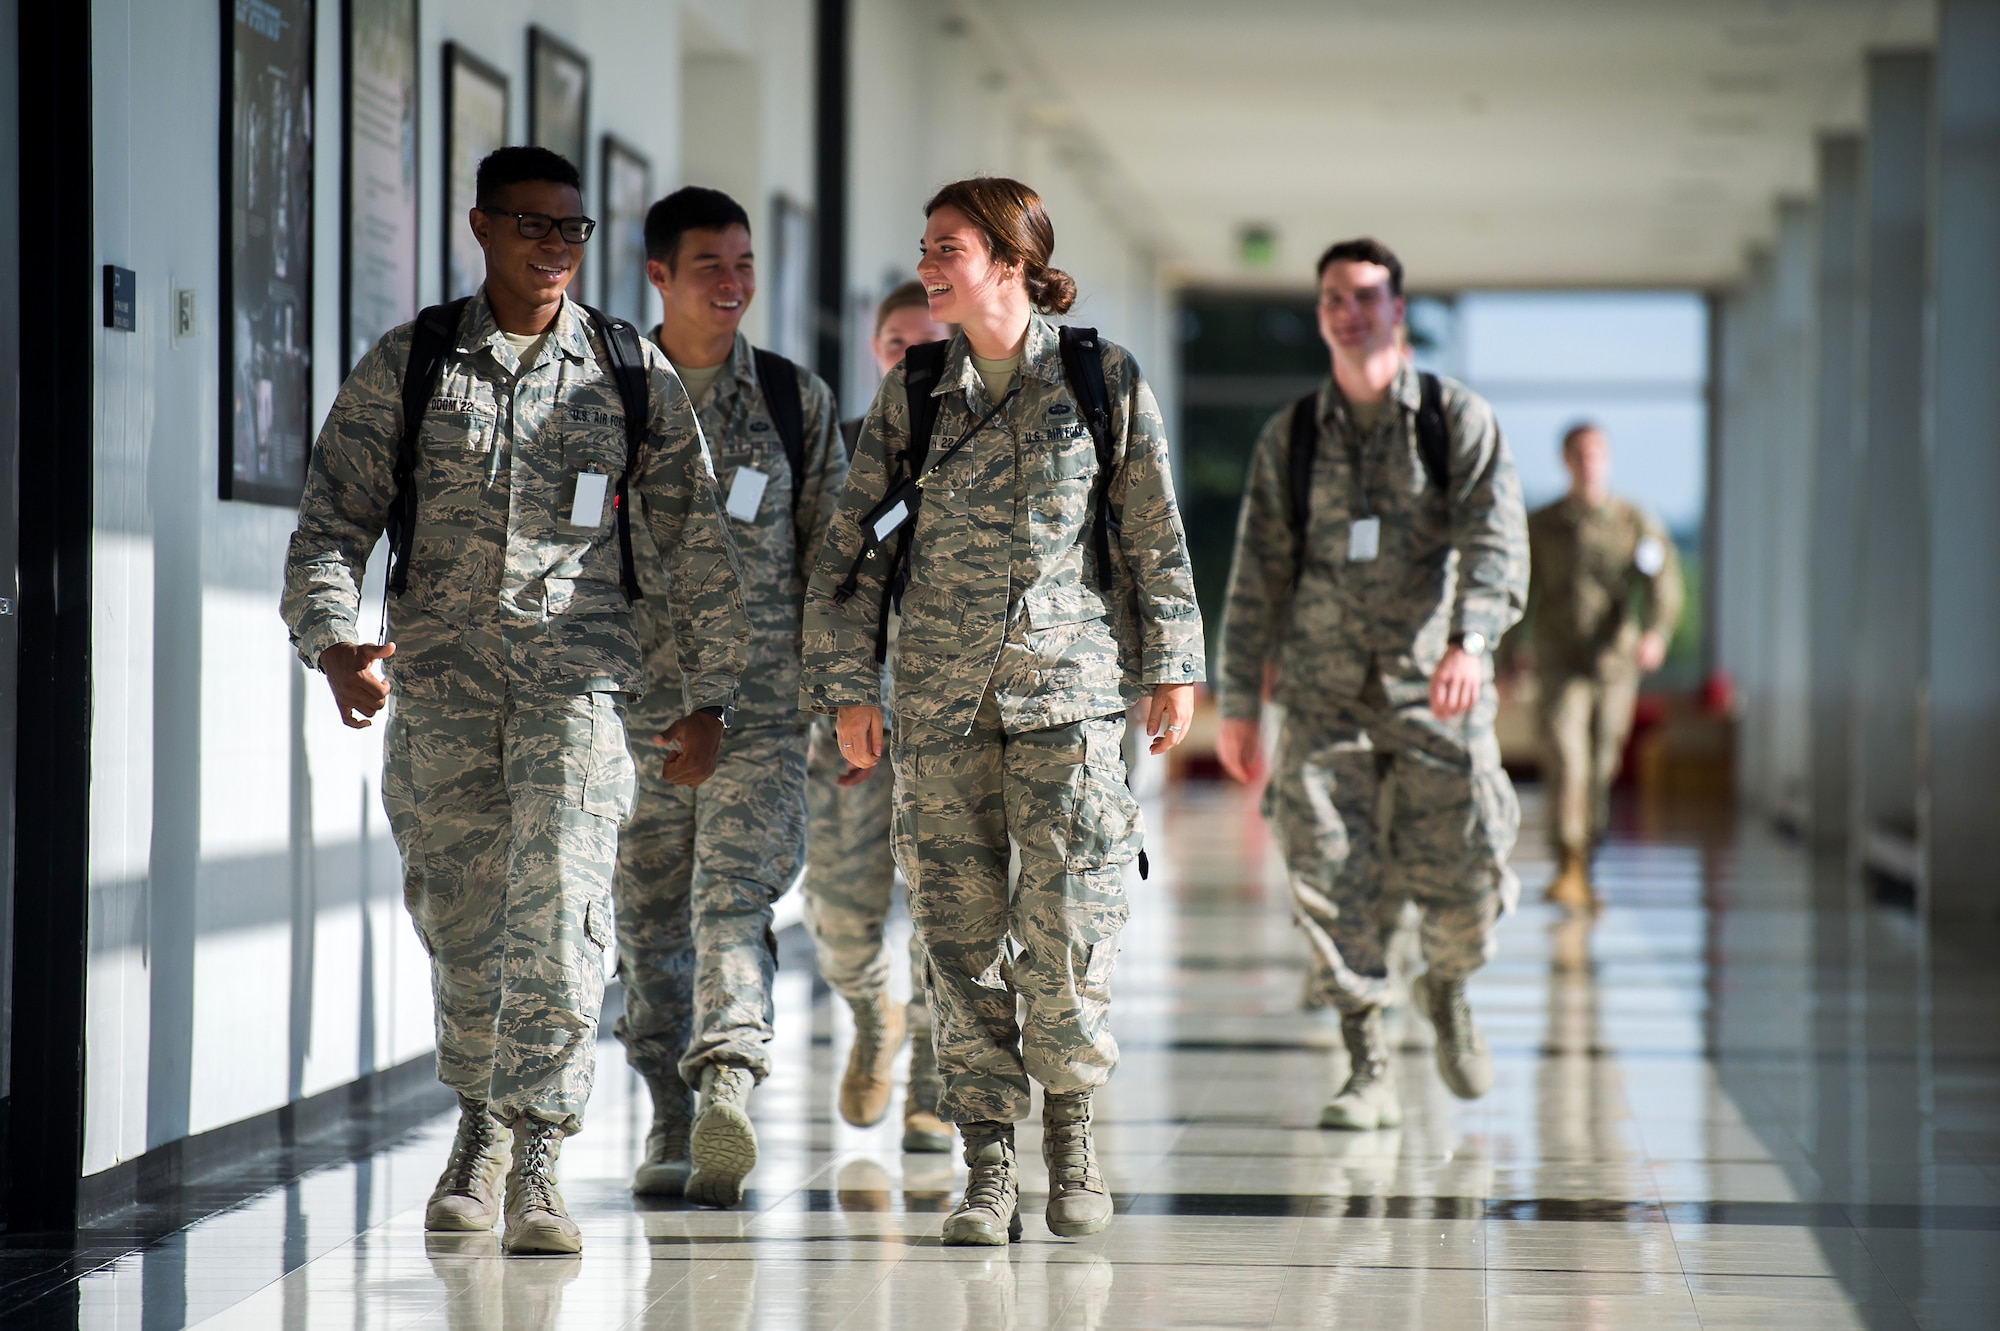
[221,0,316,505]
[443,42,509,302]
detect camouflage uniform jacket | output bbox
[1525,494,1683,677]
[802,313,1205,736]
[1217,364,1527,721]
[282,290,748,711]
[626,333,844,733]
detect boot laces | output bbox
[959,1134,1015,1214]
[514,1128,559,1214]
[1044,1106,1100,1192]
[443,1104,498,1194]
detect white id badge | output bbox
[1634,534,1666,577]
[872,499,911,542]
[725,465,769,522]
[570,471,609,527]
[1348,516,1381,562]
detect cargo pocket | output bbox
[584,897,615,951]
[1061,722,1142,872]
[579,692,637,821]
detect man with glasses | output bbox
[611,186,845,1209]
[283,146,748,1255]
[1216,238,1528,1133]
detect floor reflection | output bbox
[5,781,1993,1329]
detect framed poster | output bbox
[599,136,652,326]
[443,43,508,302]
[341,0,419,375]
[767,195,814,364]
[528,28,589,180]
[221,0,316,505]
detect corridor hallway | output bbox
[18,782,1998,1330]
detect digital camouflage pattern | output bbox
[283,291,747,711]
[613,720,810,1087]
[892,695,1139,1124]
[802,713,938,1106]
[626,333,845,734]
[1216,364,1528,722]
[382,688,634,1132]
[801,313,1205,734]
[1264,676,1519,1013]
[283,290,749,1135]
[616,337,844,1087]
[1218,364,1528,1014]
[802,316,1202,1124]
[1525,494,1684,855]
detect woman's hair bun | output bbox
[924,176,1079,315]
[1029,266,1076,315]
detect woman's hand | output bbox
[1216,718,1266,784]
[835,705,884,770]
[1143,683,1195,755]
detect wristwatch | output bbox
[694,703,734,729]
[1451,631,1488,658]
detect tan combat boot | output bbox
[1318,1007,1402,1130]
[686,1064,759,1209]
[1042,1089,1114,1237]
[1416,972,1494,1100]
[1545,852,1600,912]
[630,1074,694,1196]
[425,1096,510,1232]
[941,1122,1021,1246]
[502,1119,581,1254]
[901,1018,953,1153]
[839,991,905,1128]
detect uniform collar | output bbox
[935,311,1067,399]
[462,289,592,365]
[1320,359,1422,425]
[644,328,756,404]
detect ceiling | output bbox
[962,0,1934,291]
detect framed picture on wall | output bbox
[529,28,589,182]
[600,136,652,327]
[767,195,815,365]
[341,0,419,376]
[443,42,509,302]
[221,0,316,505]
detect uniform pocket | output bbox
[1061,721,1142,871]
[579,691,637,821]
[584,897,615,950]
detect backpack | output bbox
[749,347,807,512]
[1286,371,1450,583]
[386,297,652,601]
[834,326,1120,664]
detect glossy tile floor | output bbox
[15,780,2000,1328]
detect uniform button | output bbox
[1182,661,1194,673]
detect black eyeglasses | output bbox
[481,209,597,243]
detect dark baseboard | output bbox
[77,1051,452,1229]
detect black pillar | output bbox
[4,0,92,1234]
[813,0,849,388]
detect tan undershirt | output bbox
[499,329,551,373]
[969,352,1021,404]
[672,359,726,407]
[1348,395,1390,432]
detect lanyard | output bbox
[913,383,1021,489]
[1340,405,1377,519]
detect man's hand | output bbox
[657,712,725,787]
[836,705,884,770]
[320,641,396,729]
[1429,646,1482,720]
[1636,630,1668,674]
[1217,716,1266,785]
[836,759,877,788]
[1144,683,1196,756]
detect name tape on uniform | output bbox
[1348,516,1381,563]
[726,465,768,522]
[571,471,609,527]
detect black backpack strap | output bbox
[838,417,861,459]
[1057,326,1119,593]
[901,340,949,478]
[1285,393,1319,589]
[387,296,473,598]
[751,348,807,512]
[1415,371,1450,493]
[580,303,652,601]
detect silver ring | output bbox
[1165,724,1182,732]
[840,741,851,748]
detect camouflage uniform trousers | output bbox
[382,688,634,1134]
[1265,670,1521,1014]
[891,689,1141,1125]
[612,719,809,1093]
[803,716,935,1073]
[1538,664,1640,857]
